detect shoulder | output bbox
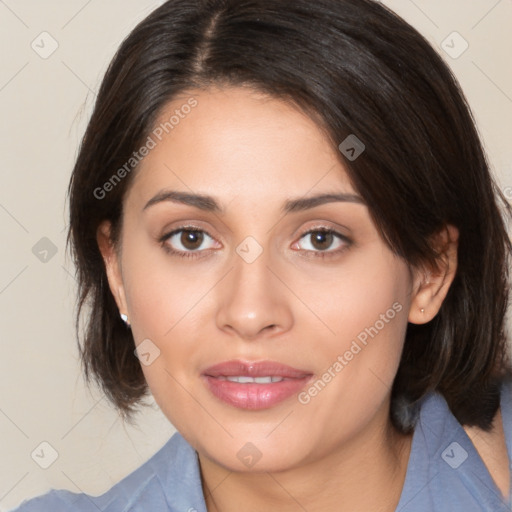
[397,378,512,511]
[8,432,202,512]
[463,379,512,499]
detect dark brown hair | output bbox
[67,0,512,431]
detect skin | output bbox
[97,86,463,511]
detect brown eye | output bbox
[310,231,334,251]
[161,227,217,256]
[295,228,350,255]
[180,230,204,250]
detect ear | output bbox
[408,224,459,324]
[96,220,128,317]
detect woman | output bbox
[11,0,512,510]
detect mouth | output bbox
[201,359,314,410]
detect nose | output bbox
[215,248,294,340]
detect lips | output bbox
[202,360,314,410]
[203,360,312,379]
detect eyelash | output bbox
[159,226,214,260]
[159,225,352,260]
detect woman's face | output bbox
[102,86,422,471]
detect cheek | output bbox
[293,253,411,418]
[122,239,220,424]
[294,249,410,353]
[122,235,216,340]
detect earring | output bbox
[420,308,425,313]
[120,313,131,327]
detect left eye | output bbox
[163,228,217,252]
[296,229,347,252]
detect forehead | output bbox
[127,86,357,209]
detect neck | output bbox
[199,409,413,512]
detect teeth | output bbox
[224,376,284,383]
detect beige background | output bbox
[0,0,511,510]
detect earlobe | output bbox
[96,221,128,315]
[408,224,459,325]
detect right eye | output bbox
[160,227,219,258]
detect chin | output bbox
[196,433,312,473]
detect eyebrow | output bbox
[143,189,365,214]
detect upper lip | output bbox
[202,360,312,379]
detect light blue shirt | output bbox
[9,379,512,511]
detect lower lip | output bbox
[202,375,312,410]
